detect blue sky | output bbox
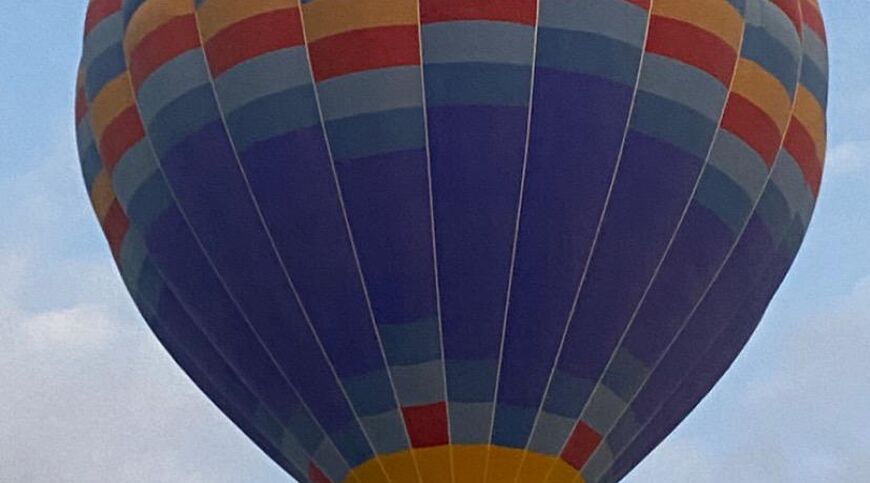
[1,2,867,482]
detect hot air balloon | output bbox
[75,0,828,481]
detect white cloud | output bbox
[825,141,870,176]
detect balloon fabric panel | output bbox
[76,0,828,481]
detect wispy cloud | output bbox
[0,129,291,483]
[627,277,870,483]
[825,140,870,176]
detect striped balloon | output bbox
[76,0,827,482]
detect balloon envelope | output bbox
[76,0,827,481]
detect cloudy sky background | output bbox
[1,2,868,482]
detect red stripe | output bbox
[721,93,784,167]
[205,8,304,77]
[800,0,826,43]
[99,106,145,170]
[128,14,201,90]
[625,0,651,10]
[75,86,88,124]
[307,463,331,483]
[783,119,822,195]
[420,0,537,26]
[84,0,121,35]
[308,26,420,82]
[770,0,801,33]
[401,402,449,448]
[560,421,602,470]
[102,200,130,260]
[646,16,737,86]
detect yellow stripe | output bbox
[195,0,296,41]
[486,446,525,483]
[125,0,194,53]
[730,59,793,133]
[362,450,418,483]
[652,0,744,51]
[90,169,116,220]
[453,444,487,483]
[89,73,135,141]
[415,446,452,483]
[517,450,578,483]
[348,445,580,483]
[793,85,827,160]
[301,0,417,43]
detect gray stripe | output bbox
[359,410,410,454]
[317,66,423,122]
[119,228,148,287]
[801,26,828,75]
[581,441,615,482]
[744,0,763,26]
[528,412,576,456]
[81,13,123,73]
[772,151,815,223]
[772,150,809,214]
[214,47,311,115]
[76,117,95,153]
[112,140,158,211]
[580,385,628,436]
[709,131,770,197]
[279,430,313,475]
[449,402,493,444]
[539,0,648,48]
[598,349,650,403]
[380,318,442,366]
[604,408,642,453]
[639,54,729,122]
[759,0,802,61]
[313,438,352,483]
[391,360,445,407]
[422,21,535,66]
[136,49,210,124]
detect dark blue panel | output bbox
[84,44,125,101]
[429,104,528,366]
[602,208,809,482]
[240,127,389,380]
[618,203,736,367]
[143,207,338,427]
[555,132,704,382]
[621,212,774,426]
[147,112,380,464]
[143,287,307,481]
[495,70,634,411]
[334,148,438,328]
